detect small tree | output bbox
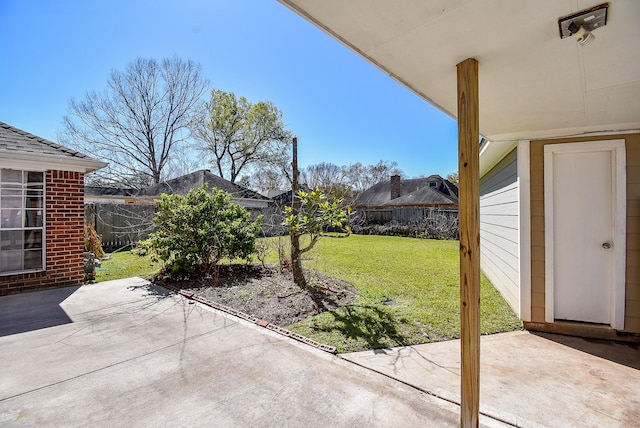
[140,185,262,282]
[284,189,351,288]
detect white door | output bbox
[544,140,626,328]
[552,150,612,323]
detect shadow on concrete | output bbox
[0,286,80,337]
[127,282,172,298]
[532,331,640,370]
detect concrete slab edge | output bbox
[339,350,544,428]
[158,283,338,354]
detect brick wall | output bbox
[0,170,85,295]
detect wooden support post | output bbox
[457,57,480,428]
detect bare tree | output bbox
[250,165,292,195]
[301,162,345,190]
[190,89,291,183]
[301,162,353,203]
[346,160,404,194]
[60,56,208,187]
[297,160,404,205]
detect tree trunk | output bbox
[290,137,307,288]
[291,231,306,288]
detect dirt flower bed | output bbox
[151,265,358,326]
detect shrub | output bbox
[352,209,459,240]
[140,185,262,280]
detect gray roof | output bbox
[264,184,311,202]
[85,186,137,197]
[354,175,458,208]
[0,120,90,160]
[265,189,289,199]
[135,170,270,201]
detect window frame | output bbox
[0,169,46,276]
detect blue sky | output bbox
[0,0,458,178]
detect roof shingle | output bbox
[0,121,91,160]
[354,175,458,208]
[135,170,270,201]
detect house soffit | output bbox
[278,0,640,142]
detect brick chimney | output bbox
[390,175,401,200]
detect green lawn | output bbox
[93,235,522,352]
[94,251,159,283]
[279,235,522,352]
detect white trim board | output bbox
[517,140,531,322]
[0,151,106,173]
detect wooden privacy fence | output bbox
[356,207,458,224]
[85,203,286,251]
[85,203,156,251]
[353,207,459,240]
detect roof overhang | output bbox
[479,140,517,177]
[278,1,640,144]
[0,150,107,173]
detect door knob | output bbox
[602,242,611,249]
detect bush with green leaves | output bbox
[284,188,351,288]
[140,185,262,279]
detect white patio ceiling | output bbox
[278,0,640,143]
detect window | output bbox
[0,169,44,274]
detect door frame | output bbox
[543,139,626,329]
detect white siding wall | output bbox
[480,148,519,312]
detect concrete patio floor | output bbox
[344,331,640,427]
[1,278,638,427]
[0,278,486,427]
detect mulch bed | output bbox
[150,265,358,326]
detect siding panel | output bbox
[480,148,519,314]
[481,213,519,229]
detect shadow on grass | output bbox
[312,304,411,350]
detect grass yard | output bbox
[92,235,522,352]
[278,235,522,352]
[94,250,159,283]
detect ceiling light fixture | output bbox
[558,3,608,46]
[568,22,595,46]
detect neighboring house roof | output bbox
[264,184,311,204]
[265,189,293,206]
[85,187,137,197]
[354,175,458,208]
[265,189,289,199]
[136,170,270,201]
[0,120,106,172]
[86,170,271,207]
